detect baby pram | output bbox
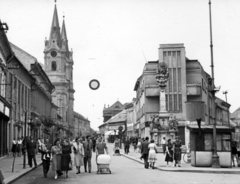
[113,140,121,156]
[113,147,121,156]
[97,154,111,174]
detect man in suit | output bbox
[83,135,93,173]
[141,136,150,169]
[41,138,52,178]
[124,137,131,154]
[26,135,37,168]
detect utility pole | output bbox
[209,0,220,168]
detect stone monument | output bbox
[150,62,179,147]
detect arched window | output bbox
[51,61,57,71]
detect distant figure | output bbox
[26,136,37,168]
[165,139,173,167]
[11,138,17,157]
[173,136,182,167]
[231,140,238,167]
[148,140,157,169]
[161,137,166,155]
[141,137,150,169]
[124,137,130,154]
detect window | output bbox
[51,61,57,71]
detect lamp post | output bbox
[209,0,220,168]
[223,91,230,127]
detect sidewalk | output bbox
[0,153,42,184]
[118,144,240,174]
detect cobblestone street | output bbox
[9,144,240,184]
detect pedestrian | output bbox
[51,139,62,179]
[124,137,130,154]
[83,135,93,173]
[61,138,72,178]
[141,136,150,169]
[73,137,84,174]
[11,138,17,157]
[231,140,238,167]
[133,141,137,152]
[96,137,108,162]
[148,140,158,169]
[165,139,173,167]
[92,137,96,152]
[173,136,182,167]
[26,135,37,168]
[137,138,142,153]
[17,137,22,157]
[41,138,52,178]
[161,137,166,155]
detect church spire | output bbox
[61,15,69,52]
[49,1,61,47]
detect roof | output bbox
[10,42,37,71]
[106,109,127,124]
[74,111,90,122]
[230,107,240,119]
[103,101,124,112]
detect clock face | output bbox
[51,51,57,57]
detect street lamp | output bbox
[223,91,230,127]
[208,0,220,168]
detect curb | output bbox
[121,154,240,175]
[5,162,43,184]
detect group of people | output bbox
[136,136,182,169]
[11,135,108,180]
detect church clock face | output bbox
[51,51,57,57]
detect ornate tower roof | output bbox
[49,2,61,47]
[61,17,69,52]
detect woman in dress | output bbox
[173,136,182,167]
[51,139,62,179]
[61,139,72,178]
[165,139,173,167]
[73,137,84,174]
[148,140,157,169]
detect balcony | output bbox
[187,84,201,96]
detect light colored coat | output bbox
[73,142,84,166]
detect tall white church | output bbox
[44,2,75,130]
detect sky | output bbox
[1,0,240,130]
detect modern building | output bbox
[134,44,231,146]
[44,2,75,133]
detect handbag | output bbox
[69,160,73,170]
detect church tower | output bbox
[44,1,75,130]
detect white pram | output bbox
[97,154,111,174]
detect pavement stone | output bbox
[0,153,42,184]
[118,144,240,174]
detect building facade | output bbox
[0,21,12,156]
[73,112,91,137]
[44,3,75,133]
[134,44,231,145]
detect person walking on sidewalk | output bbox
[73,137,84,174]
[124,137,130,154]
[161,137,166,155]
[165,139,173,167]
[61,139,72,179]
[11,138,17,157]
[83,135,93,173]
[26,136,37,168]
[148,140,157,169]
[51,139,62,179]
[141,137,150,169]
[17,137,22,157]
[41,138,52,178]
[173,136,182,167]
